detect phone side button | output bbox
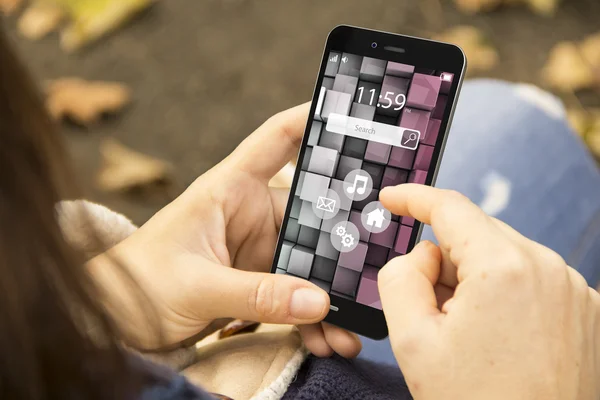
[329,305,339,312]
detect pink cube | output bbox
[432,95,448,120]
[422,119,441,147]
[406,73,442,111]
[356,266,382,309]
[394,225,413,254]
[413,144,434,171]
[408,170,428,185]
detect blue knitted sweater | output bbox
[139,354,413,400]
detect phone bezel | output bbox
[271,25,466,340]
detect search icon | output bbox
[403,132,417,145]
[399,129,420,150]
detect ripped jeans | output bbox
[361,79,600,366]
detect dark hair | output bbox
[0,25,139,399]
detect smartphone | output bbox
[271,25,466,339]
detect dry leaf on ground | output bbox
[452,0,559,15]
[434,26,498,72]
[56,0,153,52]
[46,78,131,125]
[525,0,560,15]
[0,0,23,15]
[18,2,65,40]
[97,138,173,192]
[453,0,503,14]
[542,35,600,92]
[580,32,600,72]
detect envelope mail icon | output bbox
[316,196,336,213]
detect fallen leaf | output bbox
[580,32,600,73]
[97,138,173,192]
[0,0,23,15]
[18,1,65,40]
[434,26,499,72]
[56,0,153,52]
[453,0,503,14]
[453,0,560,15]
[542,41,597,92]
[46,78,131,125]
[524,0,560,15]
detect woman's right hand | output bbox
[378,184,600,400]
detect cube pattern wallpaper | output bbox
[275,51,453,310]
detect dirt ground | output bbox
[3,0,600,224]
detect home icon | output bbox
[366,208,386,229]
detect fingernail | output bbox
[290,288,327,320]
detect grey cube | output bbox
[277,240,295,270]
[287,246,315,279]
[322,77,335,90]
[290,196,302,219]
[284,218,300,242]
[297,225,320,249]
[315,231,339,260]
[329,180,352,211]
[319,129,345,153]
[321,209,350,232]
[301,146,312,171]
[276,268,287,274]
[350,103,376,121]
[321,90,352,122]
[335,155,363,180]
[308,145,339,177]
[332,74,359,96]
[353,188,380,211]
[342,136,368,159]
[354,81,381,106]
[295,171,306,196]
[325,52,341,77]
[310,277,331,293]
[359,57,387,83]
[299,172,330,203]
[298,200,323,229]
[311,256,337,282]
[332,266,361,297]
[338,53,362,77]
[308,121,322,146]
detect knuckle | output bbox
[249,278,279,319]
[494,248,530,281]
[536,247,567,270]
[567,267,589,295]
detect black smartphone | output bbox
[271,25,466,339]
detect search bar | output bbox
[326,113,420,150]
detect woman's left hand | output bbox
[90,104,361,358]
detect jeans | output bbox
[360,79,600,366]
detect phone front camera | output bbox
[371,42,378,48]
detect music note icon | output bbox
[346,174,369,195]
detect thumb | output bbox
[199,266,330,324]
[379,241,443,334]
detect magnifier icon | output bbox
[403,132,417,145]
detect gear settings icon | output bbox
[340,233,355,248]
[333,224,356,248]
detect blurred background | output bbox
[1,0,599,225]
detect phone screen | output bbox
[274,48,456,311]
